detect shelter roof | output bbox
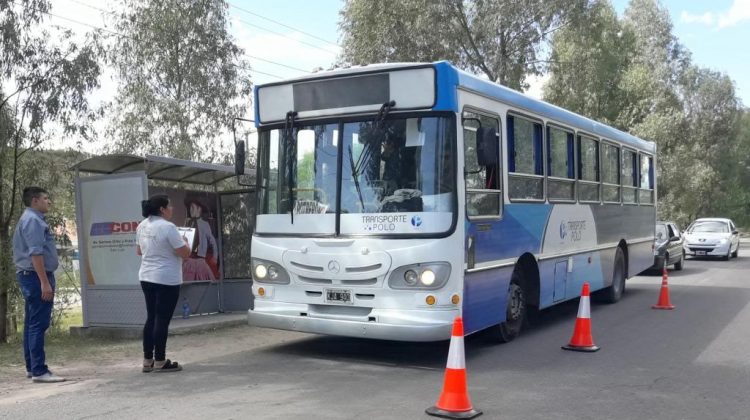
[72,154,251,186]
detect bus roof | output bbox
[444,62,655,153]
[254,61,655,153]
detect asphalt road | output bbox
[2,248,749,420]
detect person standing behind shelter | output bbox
[12,186,65,383]
[136,194,191,373]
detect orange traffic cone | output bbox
[652,267,675,310]
[562,282,600,352]
[426,317,482,419]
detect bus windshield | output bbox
[256,115,456,235]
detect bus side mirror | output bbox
[476,127,498,166]
[235,140,246,176]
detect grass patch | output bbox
[53,306,83,333]
[0,306,140,373]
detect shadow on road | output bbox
[252,285,655,370]
[256,333,451,370]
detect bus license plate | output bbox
[326,289,352,304]
[697,251,707,255]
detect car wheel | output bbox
[732,243,739,258]
[601,247,625,303]
[723,247,731,261]
[674,254,683,271]
[494,273,526,343]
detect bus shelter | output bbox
[72,154,254,328]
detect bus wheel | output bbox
[496,280,526,343]
[601,247,626,303]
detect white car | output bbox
[683,218,740,260]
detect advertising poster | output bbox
[150,187,220,282]
[80,174,146,286]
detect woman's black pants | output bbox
[140,281,180,361]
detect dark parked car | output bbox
[651,221,684,270]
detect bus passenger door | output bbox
[553,261,567,302]
[462,109,502,265]
[462,109,504,332]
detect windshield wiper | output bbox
[353,101,396,176]
[284,110,298,224]
[348,145,365,212]
[348,101,396,212]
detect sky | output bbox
[32,0,750,151]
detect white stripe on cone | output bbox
[446,335,466,369]
[577,296,591,319]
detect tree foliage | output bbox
[107,0,252,161]
[543,1,633,126]
[544,0,746,228]
[1,0,101,341]
[339,0,590,90]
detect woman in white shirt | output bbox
[136,194,190,373]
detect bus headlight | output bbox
[389,262,450,290]
[420,269,436,286]
[404,270,419,285]
[255,264,268,279]
[252,258,290,284]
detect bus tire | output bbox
[601,247,626,304]
[495,273,526,343]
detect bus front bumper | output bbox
[247,301,456,342]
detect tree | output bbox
[674,67,740,221]
[339,0,590,90]
[728,110,750,227]
[543,0,745,228]
[107,0,253,162]
[543,0,634,126]
[617,0,689,131]
[1,0,101,341]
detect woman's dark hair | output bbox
[141,194,170,217]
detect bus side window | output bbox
[462,110,501,218]
[639,153,654,205]
[579,135,601,202]
[622,148,638,204]
[507,114,544,201]
[547,125,575,202]
[601,140,620,203]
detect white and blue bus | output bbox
[243,61,655,342]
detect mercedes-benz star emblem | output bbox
[328,260,340,274]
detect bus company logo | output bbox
[327,260,340,274]
[559,221,568,239]
[411,216,422,227]
[90,221,140,236]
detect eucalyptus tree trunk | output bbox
[0,226,12,342]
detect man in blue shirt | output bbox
[12,186,65,383]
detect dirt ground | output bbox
[0,324,300,405]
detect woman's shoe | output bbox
[154,359,182,373]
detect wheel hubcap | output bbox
[508,285,524,321]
